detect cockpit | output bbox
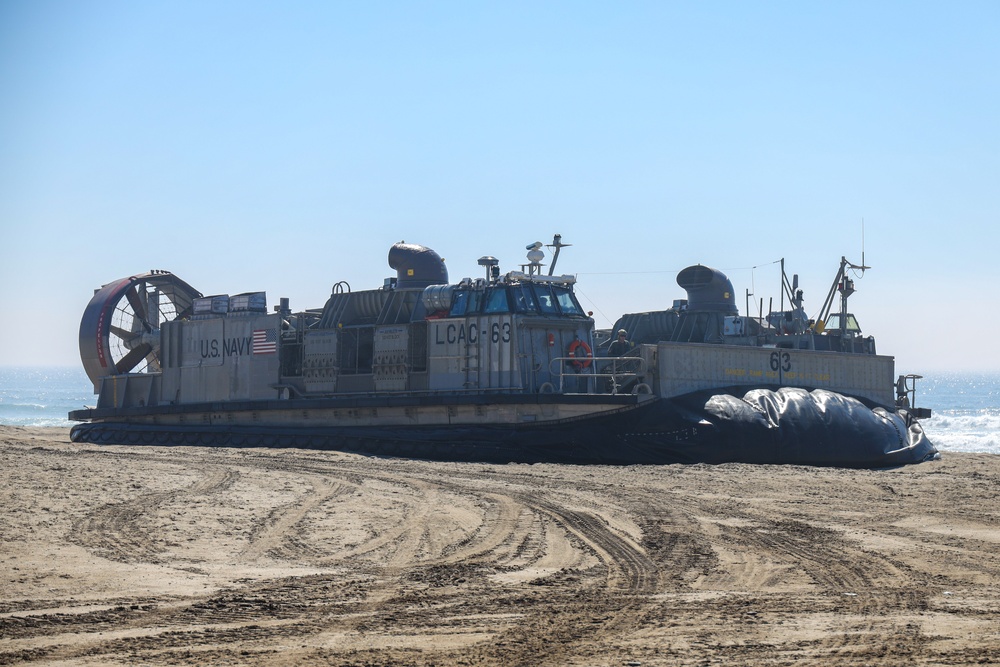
[448,282,586,318]
[824,313,862,335]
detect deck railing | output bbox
[547,356,648,395]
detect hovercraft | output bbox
[69,236,937,467]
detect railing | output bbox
[895,373,931,418]
[546,356,649,395]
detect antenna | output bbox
[861,218,866,276]
[478,256,500,283]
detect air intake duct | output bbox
[388,243,449,289]
[676,265,738,314]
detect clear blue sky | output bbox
[1,1,998,373]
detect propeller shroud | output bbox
[78,271,202,391]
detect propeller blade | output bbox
[115,343,152,373]
[124,285,152,333]
[110,325,138,343]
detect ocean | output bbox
[1,366,997,455]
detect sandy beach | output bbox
[1,425,998,665]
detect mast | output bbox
[547,234,570,276]
[816,255,870,336]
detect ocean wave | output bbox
[0,399,91,427]
[0,402,51,411]
[925,411,1000,454]
[2,418,74,428]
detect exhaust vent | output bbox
[676,265,738,315]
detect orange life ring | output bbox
[567,339,593,369]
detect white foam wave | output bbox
[2,416,75,428]
[925,411,1000,454]
[0,402,50,411]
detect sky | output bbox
[1,1,998,375]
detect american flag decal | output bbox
[252,329,277,355]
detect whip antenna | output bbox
[861,218,865,276]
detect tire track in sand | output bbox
[242,475,355,562]
[241,461,661,665]
[710,517,928,661]
[69,468,239,563]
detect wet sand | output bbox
[1,425,998,665]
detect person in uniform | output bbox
[605,329,635,392]
[607,329,632,356]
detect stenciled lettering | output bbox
[198,336,252,359]
[490,322,512,343]
[769,351,792,372]
[200,339,221,358]
[434,321,513,346]
[437,322,480,345]
[223,336,251,357]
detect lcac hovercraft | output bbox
[70,236,937,467]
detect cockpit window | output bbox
[449,291,469,317]
[484,287,510,314]
[533,284,558,314]
[449,290,482,317]
[511,284,538,313]
[449,284,581,317]
[826,313,862,333]
[552,285,583,315]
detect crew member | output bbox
[604,329,635,393]
[607,329,632,356]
